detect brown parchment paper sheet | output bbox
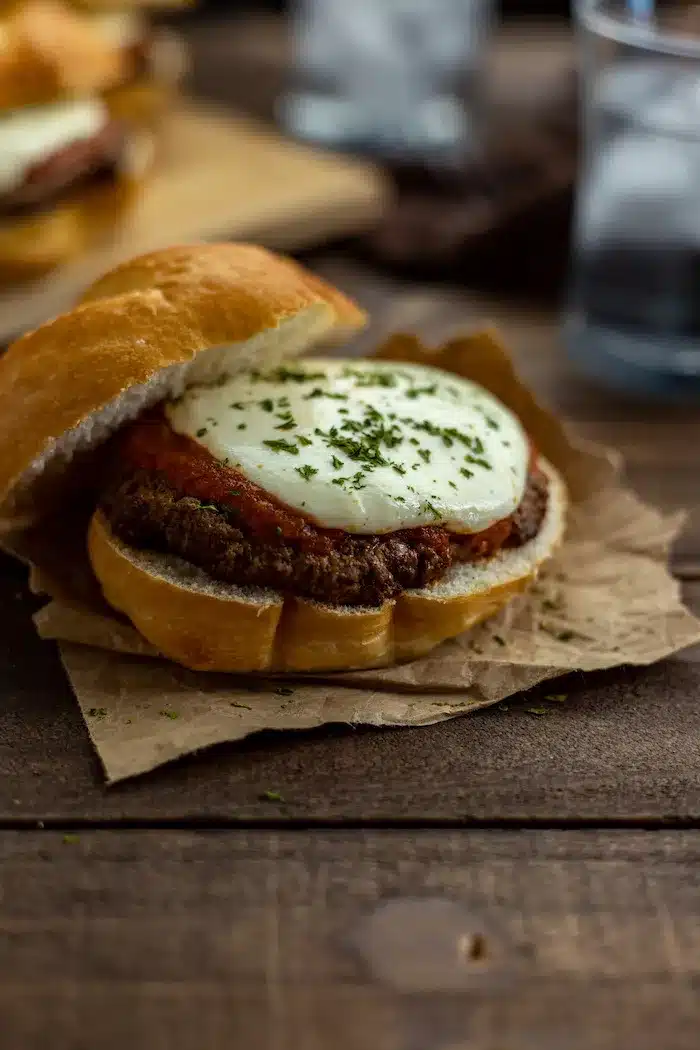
[7,328,700,783]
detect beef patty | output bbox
[100,463,549,609]
[0,119,125,218]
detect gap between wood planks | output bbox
[2,816,700,831]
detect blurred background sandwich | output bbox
[0,0,187,281]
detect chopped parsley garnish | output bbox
[159,709,179,720]
[229,402,244,410]
[275,412,297,431]
[392,463,406,475]
[237,423,247,430]
[296,435,313,447]
[460,467,474,479]
[196,427,208,438]
[422,500,440,520]
[331,455,343,470]
[303,387,348,401]
[263,438,299,455]
[255,366,326,384]
[405,383,437,399]
[332,472,366,491]
[418,448,431,464]
[464,454,491,470]
[260,790,285,802]
[296,464,318,481]
[342,367,397,388]
[259,398,274,413]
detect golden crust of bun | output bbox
[0,244,366,516]
[0,0,128,109]
[88,460,566,674]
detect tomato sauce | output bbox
[112,412,536,558]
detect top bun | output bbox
[0,243,366,523]
[0,0,128,110]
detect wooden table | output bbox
[2,18,700,1050]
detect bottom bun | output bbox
[0,132,154,283]
[88,459,566,674]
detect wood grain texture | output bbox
[0,829,698,1049]
[0,554,697,822]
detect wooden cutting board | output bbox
[0,100,388,342]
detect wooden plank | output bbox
[0,554,697,822]
[0,829,698,1049]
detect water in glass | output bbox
[282,0,491,157]
[567,58,700,397]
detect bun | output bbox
[0,129,153,283]
[87,459,566,672]
[0,0,127,110]
[0,243,366,521]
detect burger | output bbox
[0,0,154,279]
[0,244,567,673]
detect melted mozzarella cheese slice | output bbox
[166,359,530,535]
[0,97,108,196]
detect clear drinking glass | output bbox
[280,0,493,159]
[565,1,700,399]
